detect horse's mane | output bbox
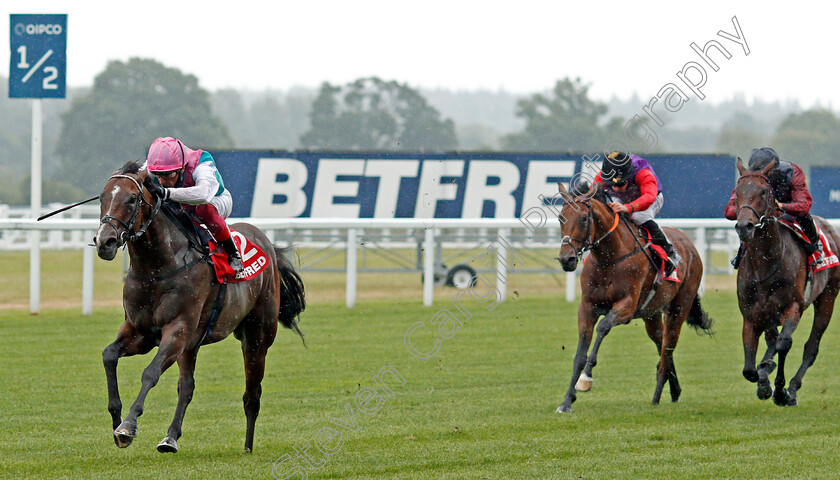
[115,160,144,176]
[571,181,610,205]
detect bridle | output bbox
[559,199,620,261]
[736,173,779,230]
[100,174,162,244]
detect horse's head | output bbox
[556,181,612,271]
[734,156,780,243]
[94,161,158,260]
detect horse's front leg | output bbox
[157,347,199,453]
[774,303,802,407]
[114,321,189,446]
[576,297,636,392]
[556,301,596,413]
[103,320,155,447]
[741,314,762,383]
[756,327,778,400]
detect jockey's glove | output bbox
[143,177,170,201]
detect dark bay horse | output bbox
[95,162,305,452]
[733,157,840,406]
[555,182,713,413]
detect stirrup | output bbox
[228,257,244,273]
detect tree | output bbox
[714,113,767,158]
[770,109,840,167]
[299,77,457,151]
[56,58,232,194]
[502,77,607,152]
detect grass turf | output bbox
[2,283,840,479]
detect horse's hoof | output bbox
[113,430,134,448]
[555,404,572,414]
[773,388,791,407]
[113,433,132,448]
[756,382,773,400]
[157,436,178,453]
[742,368,759,383]
[114,421,136,448]
[575,373,593,392]
[243,447,252,454]
[758,360,777,375]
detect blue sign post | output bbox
[10,14,68,314]
[9,14,67,98]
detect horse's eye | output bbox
[126,194,137,204]
[579,215,588,224]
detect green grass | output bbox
[2,285,840,479]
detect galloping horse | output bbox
[733,157,840,406]
[95,161,305,452]
[555,182,713,413]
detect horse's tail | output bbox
[686,295,714,336]
[274,246,306,343]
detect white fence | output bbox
[1,208,772,314]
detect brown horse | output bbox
[733,157,840,406]
[555,182,713,413]
[95,161,305,452]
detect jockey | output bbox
[725,147,819,266]
[142,137,244,273]
[594,151,681,276]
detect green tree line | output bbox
[0,58,837,204]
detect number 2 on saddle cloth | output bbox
[209,231,269,283]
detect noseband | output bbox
[559,199,620,261]
[736,173,778,230]
[100,174,162,244]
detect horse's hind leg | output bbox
[787,284,838,406]
[240,311,278,452]
[158,347,199,453]
[103,320,155,448]
[652,309,686,406]
[115,322,189,446]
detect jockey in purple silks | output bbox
[594,151,681,276]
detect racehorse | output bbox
[555,181,713,413]
[95,161,305,453]
[733,157,840,406]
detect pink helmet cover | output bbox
[146,137,186,172]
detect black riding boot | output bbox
[731,244,745,269]
[797,214,821,255]
[220,237,244,273]
[641,220,681,276]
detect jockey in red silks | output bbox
[142,137,244,273]
[724,147,819,268]
[593,151,681,276]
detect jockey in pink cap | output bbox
[143,137,243,273]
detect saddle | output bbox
[778,219,839,274]
[160,202,268,284]
[638,227,680,283]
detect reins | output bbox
[560,199,648,268]
[103,173,209,283]
[100,174,162,243]
[736,173,779,230]
[736,172,787,285]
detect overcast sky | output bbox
[1,1,833,108]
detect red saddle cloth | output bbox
[778,219,840,274]
[647,243,680,283]
[210,230,270,283]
